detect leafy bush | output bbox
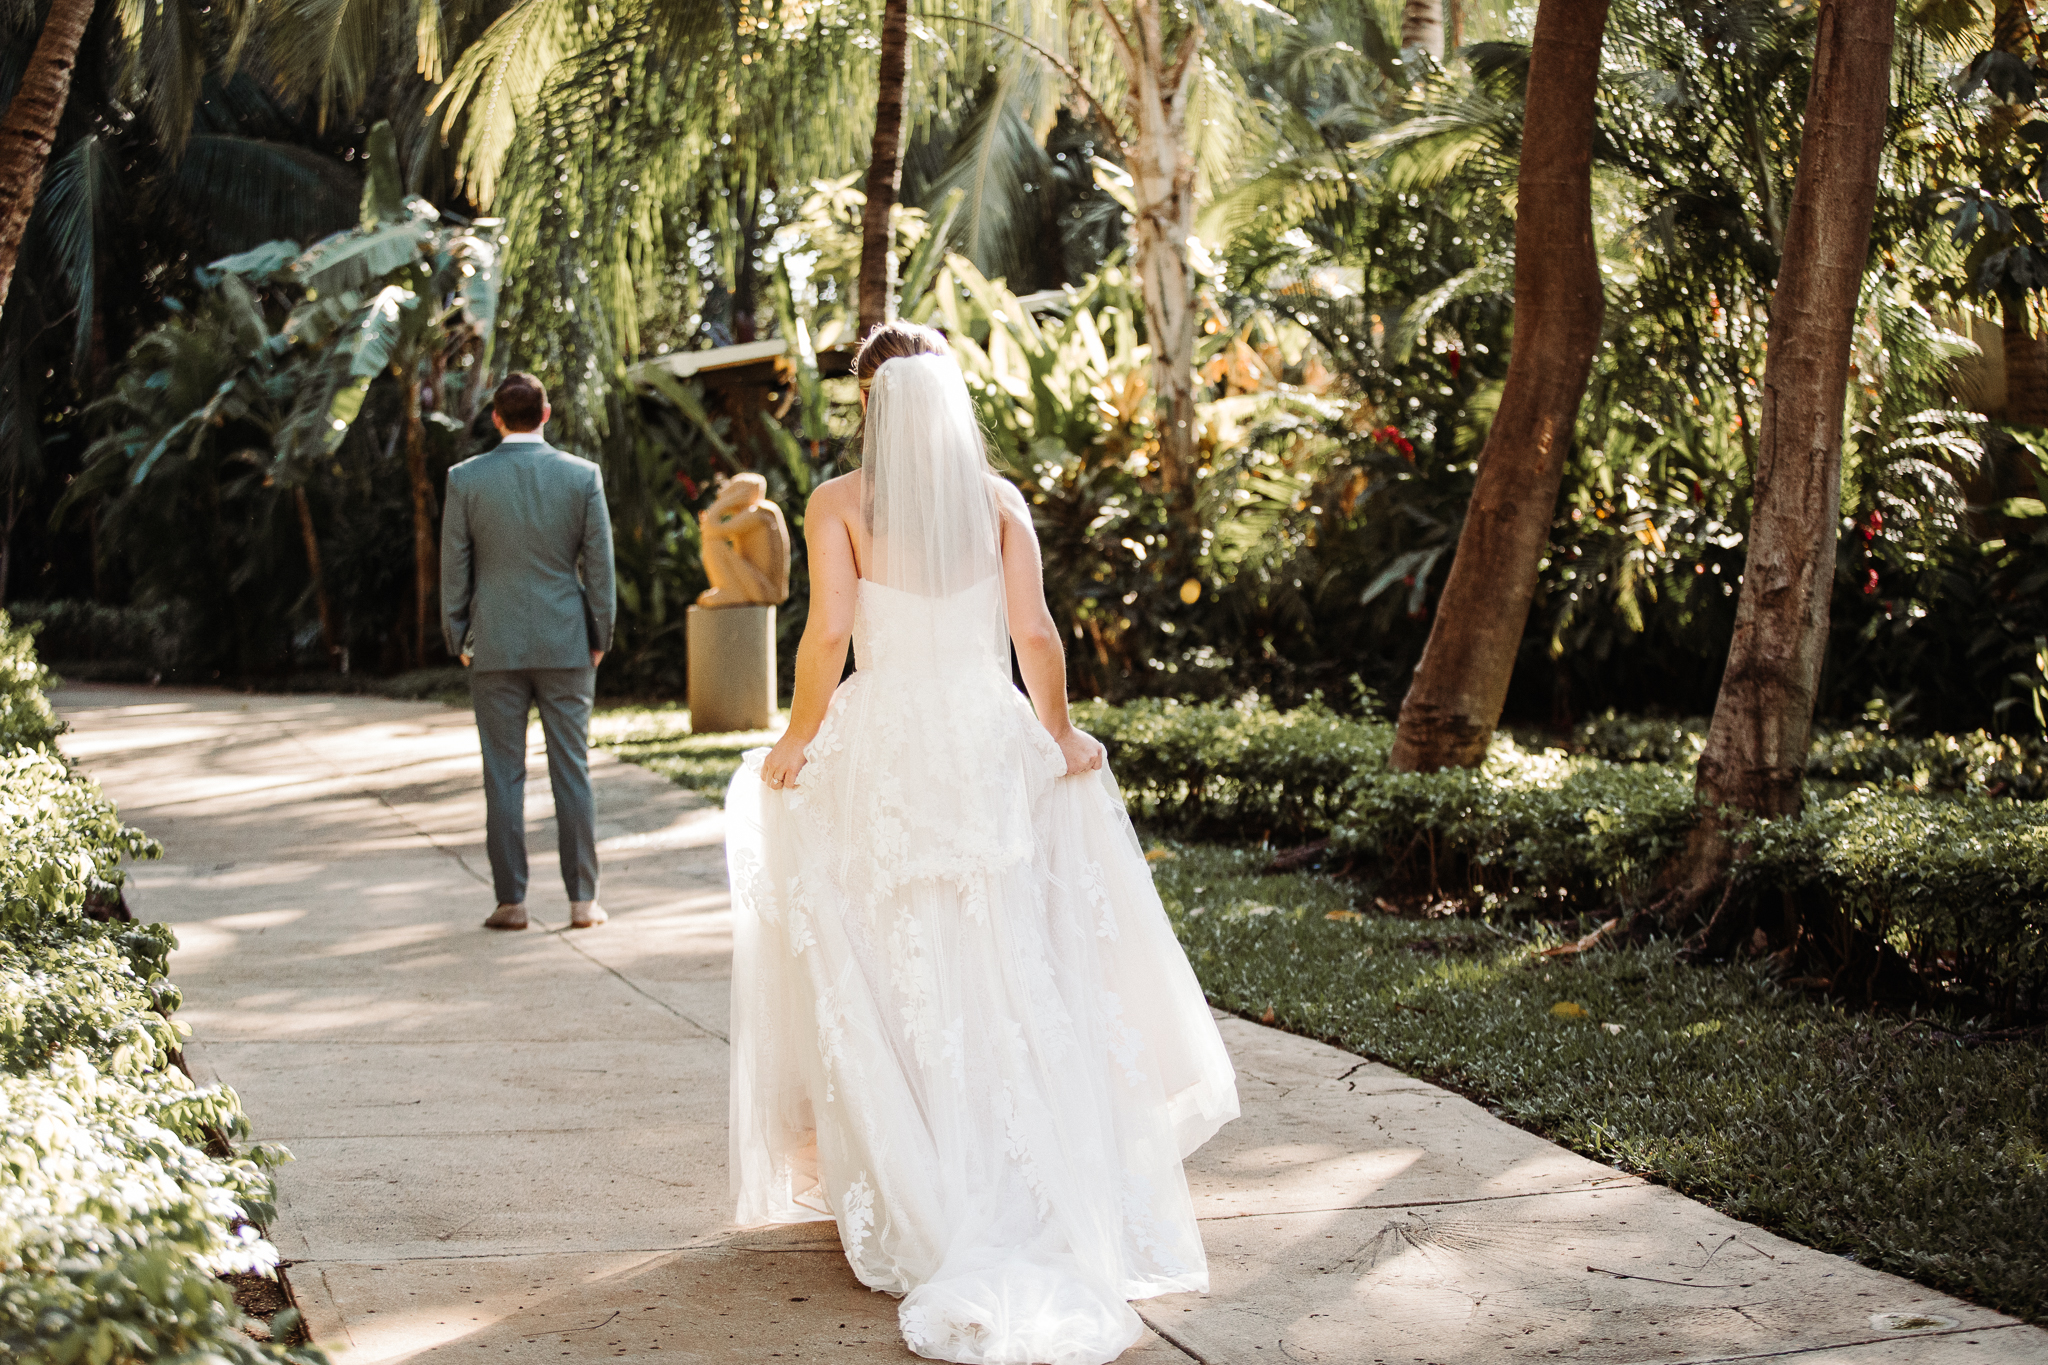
[1088,692,2048,1006]
[0,616,63,752]
[5,601,195,683]
[1084,694,1696,914]
[1570,711,1708,765]
[0,611,322,1363]
[1075,693,1387,840]
[1745,791,2048,1010]
[1574,710,2048,800]
[1804,726,2048,801]
[1329,740,1698,915]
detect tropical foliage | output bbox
[0,614,317,1363]
[0,0,2041,735]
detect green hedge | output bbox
[1079,697,1695,911]
[0,613,323,1364]
[1571,710,2048,801]
[1079,694,2048,1007]
[1745,790,2048,1006]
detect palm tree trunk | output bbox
[1098,0,1204,558]
[1389,0,1609,773]
[1993,1,2048,423]
[1665,0,1896,933]
[858,0,910,339]
[0,479,16,604]
[0,0,95,314]
[2002,294,2048,424]
[294,487,340,668]
[401,376,438,668]
[1402,0,1446,63]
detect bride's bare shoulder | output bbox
[808,472,861,515]
[985,471,1030,517]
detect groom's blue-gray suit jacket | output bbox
[440,436,616,671]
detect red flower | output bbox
[1862,568,1880,595]
[1444,347,1462,378]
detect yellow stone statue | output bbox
[697,473,791,609]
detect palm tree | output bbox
[1388,0,1610,772]
[1664,0,1897,942]
[859,0,911,338]
[1401,0,1445,62]
[0,0,97,313]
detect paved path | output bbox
[54,684,2046,1365]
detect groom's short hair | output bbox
[493,373,548,430]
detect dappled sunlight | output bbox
[319,1251,673,1363]
[181,998,472,1039]
[1194,1145,1424,1216]
[1476,1149,1638,1199]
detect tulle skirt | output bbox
[726,667,1238,1364]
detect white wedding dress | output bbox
[724,355,1239,1365]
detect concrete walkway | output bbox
[53,684,2046,1365]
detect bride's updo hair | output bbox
[855,320,948,390]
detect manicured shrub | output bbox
[1572,708,2048,801]
[0,615,63,753]
[1329,739,1698,914]
[1075,694,1386,841]
[1745,790,2048,1010]
[1804,726,2048,801]
[1089,692,2048,1006]
[0,611,321,1363]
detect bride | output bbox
[725,321,1239,1365]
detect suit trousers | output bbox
[470,667,599,905]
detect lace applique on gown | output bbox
[726,574,1240,1365]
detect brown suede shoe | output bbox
[568,900,606,929]
[483,903,528,931]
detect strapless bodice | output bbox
[852,576,1008,680]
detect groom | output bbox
[441,373,616,931]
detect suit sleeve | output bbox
[440,468,475,658]
[581,466,616,653]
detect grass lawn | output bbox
[592,717,2048,1325]
[590,704,780,797]
[1148,842,2048,1325]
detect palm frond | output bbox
[428,0,583,206]
[921,68,1051,285]
[263,0,404,128]
[114,0,209,150]
[1361,94,1519,193]
[166,136,359,257]
[1387,256,1512,361]
[38,134,125,374]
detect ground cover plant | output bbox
[590,705,774,798]
[0,614,320,1363]
[1147,842,2048,1324]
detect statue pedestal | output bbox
[687,604,777,733]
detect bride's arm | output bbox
[759,482,859,789]
[998,481,1105,777]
